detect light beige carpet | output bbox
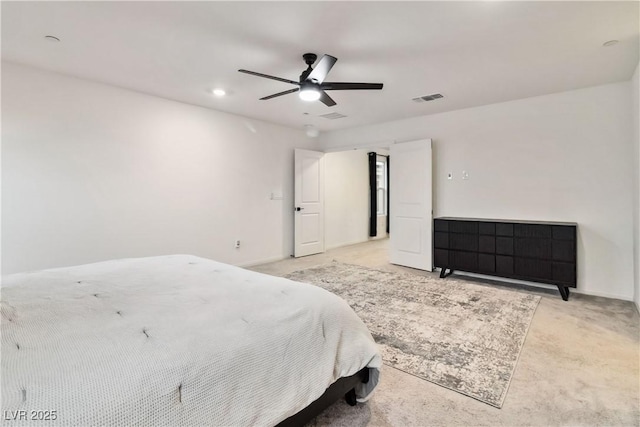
[286,262,540,408]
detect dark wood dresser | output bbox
[433,217,577,300]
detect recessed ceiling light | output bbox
[44,35,60,42]
[212,88,226,97]
[602,40,619,47]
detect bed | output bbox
[1,255,381,426]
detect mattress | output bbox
[1,255,381,426]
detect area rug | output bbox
[286,262,540,408]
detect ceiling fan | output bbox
[238,53,383,107]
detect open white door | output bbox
[294,149,325,257]
[389,139,433,270]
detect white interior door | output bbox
[389,139,433,270]
[294,149,325,257]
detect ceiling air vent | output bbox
[412,93,444,103]
[319,112,347,120]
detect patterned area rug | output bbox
[286,262,540,408]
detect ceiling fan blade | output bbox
[319,90,337,107]
[306,55,337,84]
[238,69,299,85]
[259,88,300,100]
[321,82,384,90]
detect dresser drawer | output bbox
[515,238,552,259]
[479,235,495,253]
[552,225,575,240]
[552,240,575,262]
[515,258,552,281]
[434,219,449,232]
[515,224,552,238]
[434,231,449,249]
[478,254,495,273]
[553,262,576,284]
[479,222,496,235]
[450,221,478,234]
[495,223,514,236]
[451,251,478,271]
[434,249,449,267]
[450,233,478,251]
[496,255,514,275]
[496,237,514,255]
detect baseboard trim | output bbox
[326,240,368,251]
[573,288,635,302]
[326,236,389,252]
[237,255,290,268]
[445,269,634,302]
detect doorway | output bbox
[294,140,432,272]
[369,152,389,240]
[321,148,389,251]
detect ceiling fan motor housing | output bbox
[300,53,317,81]
[302,53,317,65]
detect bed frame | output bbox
[275,367,370,427]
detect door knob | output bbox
[295,207,304,212]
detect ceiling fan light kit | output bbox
[299,84,321,101]
[239,53,383,107]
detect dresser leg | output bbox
[439,268,454,278]
[557,285,570,301]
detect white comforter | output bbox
[1,255,381,426]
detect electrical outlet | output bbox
[235,240,240,248]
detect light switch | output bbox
[462,171,469,180]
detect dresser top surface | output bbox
[434,217,578,226]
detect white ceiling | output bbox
[2,1,638,132]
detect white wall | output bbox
[2,62,318,274]
[324,150,369,249]
[320,82,635,301]
[324,148,389,250]
[632,62,640,311]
